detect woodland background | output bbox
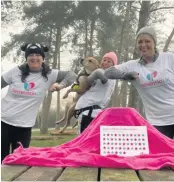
[1,0,174,134]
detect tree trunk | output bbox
[56,31,61,122]
[120,82,128,107]
[53,28,60,69]
[163,28,174,52]
[40,92,52,134]
[39,28,54,134]
[110,81,118,107]
[129,1,150,111]
[114,3,133,108]
[40,27,61,134]
[36,111,41,128]
[118,2,132,61]
[37,41,54,131]
[137,2,151,33]
[89,18,95,56]
[53,27,61,129]
[120,29,131,107]
[133,1,151,59]
[84,17,88,57]
[45,27,53,64]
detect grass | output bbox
[30,129,78,147]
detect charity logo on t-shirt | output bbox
[11,81,41,97]
[146,71,157,81]
[140,70,170,88]
[24,82,35,91]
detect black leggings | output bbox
[153,124,174,139]
[1,121,32,163]
[80,115,94,133]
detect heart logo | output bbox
[24,82,35,90]
[146,71,157,81]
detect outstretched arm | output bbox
[50,70,77,92]
[56,70,77,87]
[104,66,139,80]
[87,67,138,85]
[87,68,108,84]
[60,75,89,95]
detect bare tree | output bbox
[163,28,174,52]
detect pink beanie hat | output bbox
[102,52,118,65]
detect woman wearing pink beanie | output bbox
[74,52,117,133]
[101,52,118,68]
[75,51,135,133]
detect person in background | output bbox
[105,26,174,139]
[75,52,136,133]
[1,43,77,162]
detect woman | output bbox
[74,52,134,133]
[1,43,76,162]
[105,26,174,139]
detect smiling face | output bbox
[100,57,114,70]
[27,53,43,71]
[137,34,156,58]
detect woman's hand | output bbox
[49,83,65,92]
[124,72,139,80]
[104,67,139,81]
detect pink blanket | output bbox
[3,108,174,170]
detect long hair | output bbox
[18,62,51,82]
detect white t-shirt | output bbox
[75,79,116,121]
[1,66,58,127]
[116,52,174,126]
